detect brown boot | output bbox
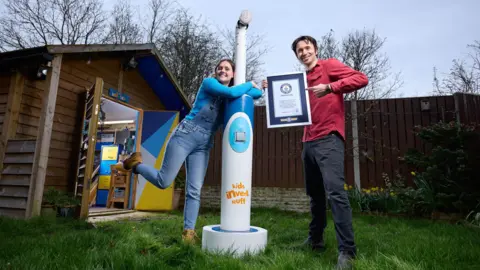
[113,152,142,171]
[182,229,199,245]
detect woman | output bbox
[115,59,262,244]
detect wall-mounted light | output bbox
[36,66,48,80]
[99,120,135,125]
[122,56,138,71]
[128,57,137,68]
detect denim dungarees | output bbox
[135,96,223,229]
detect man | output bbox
[263,36,368,269]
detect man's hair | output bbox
[291,35,318,55]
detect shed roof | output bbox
[0,43,191,118]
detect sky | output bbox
[2,0,477,98]
[115,0,475,98]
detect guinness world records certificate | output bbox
[265,72,312,128]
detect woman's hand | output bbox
[262,80,268,89]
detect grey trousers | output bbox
[302,132,356,256]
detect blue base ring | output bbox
[212,226,259,233]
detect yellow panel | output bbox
[101,146,119,161]
[98,175,111,189]
[135,182,174,210]
[136,114,179,211]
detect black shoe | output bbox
[295,237,326,252]
[335,251,355,270]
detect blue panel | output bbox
[136,56,189,119]
[96,142,113,151]
[118,92,130,103]
[141,111,176,144]
[228,117,251,153]
[224,95,254,132]
[108,88,130,103]
[143,113,176,157]
[96,189,109,206]
[109,88,119,98]
[99,160,118,175]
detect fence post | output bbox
[351,100,361,190]
[453,92,466,124]
[454,93,461,123]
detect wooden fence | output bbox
[204,93,479,188]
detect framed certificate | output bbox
[265,72,312,128]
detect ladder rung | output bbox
[86,95,94,106]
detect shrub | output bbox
[403,121,480,215]
[174,166,186,190]
[43,187,80,207]
[345,184,401,214]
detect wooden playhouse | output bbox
[0,44,191,219]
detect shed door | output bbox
[74,78,103,219]
[134,110,179,211]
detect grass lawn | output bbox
[1,208,479,270]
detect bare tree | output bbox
[218,28,270,82]
[433,40,480,95]
[317,29,341,60]
[144,0,175,43]
[103,0,142,44]
[216,28,270,106]
[155,8,223,98]
[0,0,106,51]
[316,29,403,100]
[469,40,480,73]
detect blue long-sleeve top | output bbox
[184,77,263,121]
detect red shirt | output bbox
[303,58,369,142]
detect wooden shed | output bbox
[0,44,191,219]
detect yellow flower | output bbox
[366,190,371,194]
[344,183,348,191]
[411,171,416,176]
[390,192,395,196]
[348,185,353,190]
[380,188,384,192]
